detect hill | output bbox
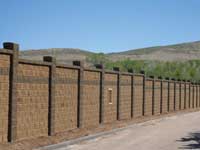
[108,41,200,61]
[20,41,200,64]
[20,48,93,65]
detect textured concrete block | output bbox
[119,75,132,120]
[0,54,10,143]
[133,75,144,118]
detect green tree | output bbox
[86,53,108,64]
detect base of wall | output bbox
[1,108,200,150]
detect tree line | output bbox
[86,53,200,81]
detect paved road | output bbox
[42,111,200,150]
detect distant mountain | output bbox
[108,41,200,61]
[114,41,200,55]
[20,48,94,65]
[20,41,200,64]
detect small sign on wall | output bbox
[108,88,113,104]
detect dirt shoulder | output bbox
[0,109,199,150]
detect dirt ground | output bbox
[0,109,200,150]
[41,111,200,150]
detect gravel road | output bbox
[42,111,200,150]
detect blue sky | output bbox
[0,0,200,53]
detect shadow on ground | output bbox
[178,132,200,149]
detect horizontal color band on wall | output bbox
[0,67,9,76]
